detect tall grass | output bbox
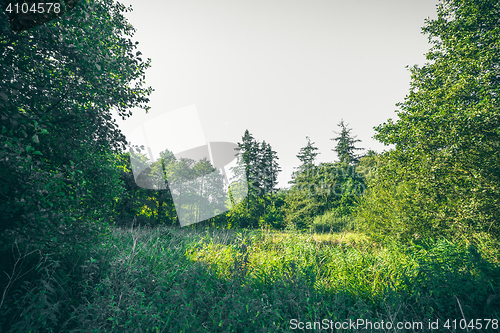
[310,210,359,233]
[2,226,499,332]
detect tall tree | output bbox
[0,0,153,328]
[296,136,320,172]
[284,137,320,228]
[288,136,320,188]
[232,130,260,210]
[331,119,363,165]
[0,0,152,248]
[365,0,500,241]
[259,140,281,204]
[230,131,282,227]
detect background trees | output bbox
[284,126,366,229]
[228,130,282,228]
[361,0,500,242]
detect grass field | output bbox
[5,226,500,332]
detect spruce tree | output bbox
[296,136,320,172]
[233,130,260,215]
[331,119,363,165]
[260,140,281,204]
[288,136,320,197]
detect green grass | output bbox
[2,226,500,332]
[310,211,359,233]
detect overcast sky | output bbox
[114,0,440,188]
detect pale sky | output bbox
[114,0,440,188]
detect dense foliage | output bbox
[360,0,500,243]
[0,0,152,328]
[0,0,151,245]
[283,128,366,229]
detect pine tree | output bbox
[232,130,260,214]
[331,119,363,165]
[260,140,281,205]
[230,131,282,226]
[290,136,320,186]
[296,136,320,171]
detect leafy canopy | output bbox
[365,0,500,241]
[0,0,152,247]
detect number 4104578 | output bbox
[5,2,61,14]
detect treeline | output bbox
[112,130,284,229]
[2,0,499,254]
[112,120,375,234]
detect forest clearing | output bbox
[1,0,500,331]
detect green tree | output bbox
[231,130,260,226]
[331,119,363,165]
[259,140,281,204]
[363,0,500,242]
[0,0,152,329]
[289,136,319,188]
[285,137,321,229]
[0,0,152,239]
[229,131,283,228]
[189,157,226,223]
[140,149,178,226]
[296,136,319,171]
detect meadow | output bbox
[6,224,498,332]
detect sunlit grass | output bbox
[185,228,415,299]
[310,230,370,245]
